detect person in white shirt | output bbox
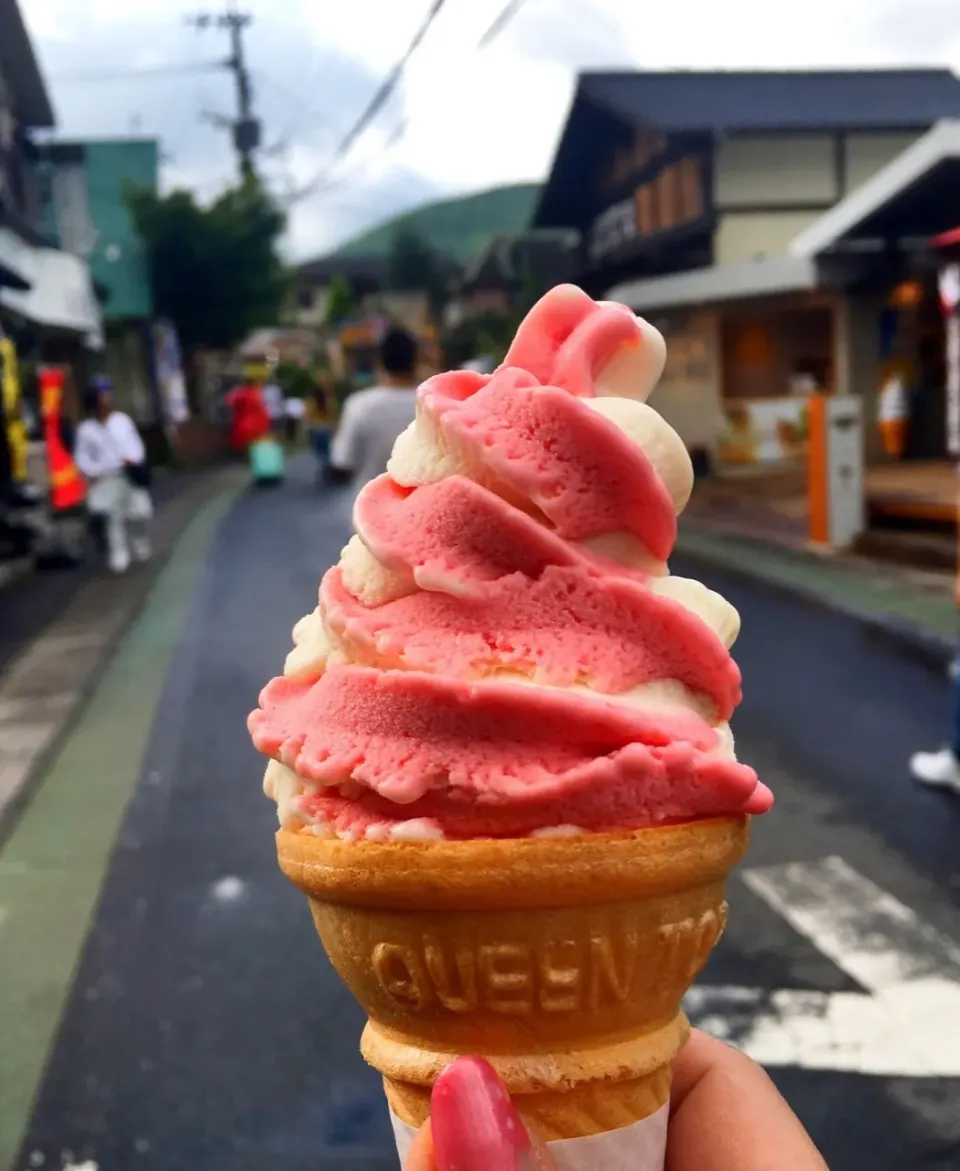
[262,381,285,434]
[74,379,153,574]
[330,327,420,490]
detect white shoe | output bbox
[108,549,130,574]
[909,747,960,793]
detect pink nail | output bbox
[431,1056,532,1171]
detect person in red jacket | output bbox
[226,374,270,453]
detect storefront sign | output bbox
[587,156,706,267]
[717,396,810,467]
[153,320,189,426]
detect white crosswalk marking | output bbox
[742,856,960,992]
[685,856,960,1076]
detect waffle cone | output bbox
[277,815,748,1141]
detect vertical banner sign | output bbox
[938,264,960,456]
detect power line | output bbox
[288,0,449,204]
[477,0,531,50]
[286,0,533,209]
[50,61,224,83]
[333,0,448,164]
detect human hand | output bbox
[404,1030,828,1171]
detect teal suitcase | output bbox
[250,438,285,484]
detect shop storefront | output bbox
[535,71,960,491]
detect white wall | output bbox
[844,132,920,193]
[715,134,838,207]
[714,211,823,266]
[646,310,725,453]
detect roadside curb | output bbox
[0,467,246,846]
[675,531,955,672]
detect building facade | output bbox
[0,0,103,393]
[535,70,960,472]
[33,137,161,426]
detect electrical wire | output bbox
[476,0,531,50]
[287,0,448,204]
[50,61,225,83]
[288,0,535,208]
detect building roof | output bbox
[0,0,55,127]
[579,68,960,134]
[297,254,385,287]
[606,255,819,314]
[790,120,960,256]
[460,231,578,290]
[535,68,960,231]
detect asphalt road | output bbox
[12,456,960,1171]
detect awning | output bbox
[0,226,34,291]
[0,239,103,350]
[790,120,960,258]
[606,254,818,312]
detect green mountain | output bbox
[329,181,542,264]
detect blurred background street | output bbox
[3,0,960,1168]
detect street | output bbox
[3,454,960,1171]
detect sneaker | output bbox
[909,747,960,793]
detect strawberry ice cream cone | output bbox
[249,285,772,1168]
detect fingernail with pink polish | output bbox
[431,1056,533,1171]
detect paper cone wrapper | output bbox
[277,815,748,1162]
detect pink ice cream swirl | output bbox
[249,285,773,842]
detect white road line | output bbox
[742,855,960,993]
[687,856,960,1076]
[685,982,960,1076]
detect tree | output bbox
[325,272,356,325]
[126,176,288,356]
[385,225,448,318]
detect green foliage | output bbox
[442,309,517,368]
[274,361,315,400]
[331,182,541,265]
[126,176,288,354]
[384,226,448,317]
[385,225,438,291]
[325,272,356,324]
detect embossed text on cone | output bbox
[278,816,748,1141]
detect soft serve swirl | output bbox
[249,285,773,841]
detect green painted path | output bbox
[0,486,238,1170]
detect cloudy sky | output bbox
[22,0,960,260]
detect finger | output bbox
[430,1056,559,1171]
[668,1029,828,1171]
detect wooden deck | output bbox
[866,462,958,526]
[690,463,959,549]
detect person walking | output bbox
[330,326,420,490]
[909,654,960,794]
[305,381,335,484]
[74,378,152,574]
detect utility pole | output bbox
[186,6,260,180]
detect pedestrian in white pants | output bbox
[74,380,153,574]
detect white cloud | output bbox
[21,0,960,258]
